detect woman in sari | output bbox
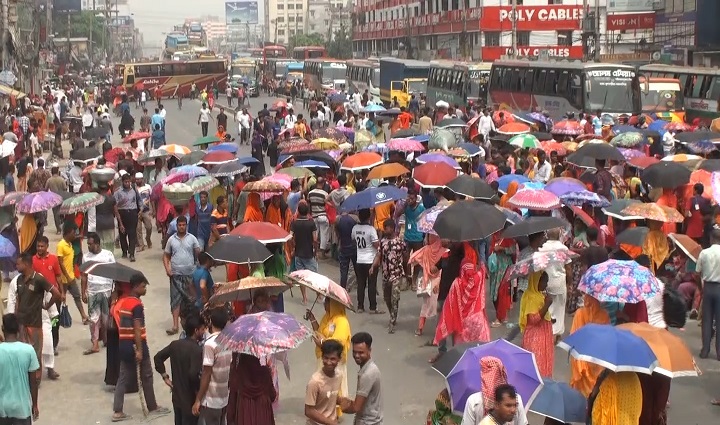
[656,188,679,234]
[519,271,554,377]
[638,372,671,425]
[409,234,447,336]
[305,298,351,401]
[567,218,589,313]
[488,231,515,327]
[434,242,491,346]
[227,353,276,425]
[642,219,670,275]
[569,294,611,396]
[19,213,39,255]
[499,181,519,209]
[589,370,643,425]
[244,192,264,223]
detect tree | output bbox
[53,11,111,55]
[288,33,325,51]
[327,25,353,60]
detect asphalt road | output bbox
[25,94,720,425]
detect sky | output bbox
[126,0,226,45]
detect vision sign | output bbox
[480,6,583,31]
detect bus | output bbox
[265,58,297,79]
[303,58,347,93]
[164,33,189,60]
[346,59,381,104]
[293,46,327,61]
[117,59,227,98]
[638,75,684,122]
[248,48,264,59]
[638,64,720,124]
[426,61,492,108]
[488,60,641,121]
[263,45,287,61]
[230,58,259,78]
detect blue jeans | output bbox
[295,256,318,273]
[701,281,720,358]
[338,251,356,288]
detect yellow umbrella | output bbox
[312,138,339,150]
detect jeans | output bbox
[51,205,62,233]
[113,356,158,413]
[198,407,225,425]
[701,281,720,358]
[118,209,139,257]
[0,418,32,425]
[295,256,318,273]
[338,251,356,288]
[201,122,209,137]
[174,407,199,425]
[355,263,379,311]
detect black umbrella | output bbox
[70,147,102,161]
[206,235,273,264]
[430,342,479,378]
[501,216,566,239]
[433,201,506,241]
[698,159,720,172]
[290,151,335,167]
[641,161,691,189]
[531,132,553,141]
[446,175,495,200]
[616,226,649,246]
[392,128,421,138]
[675,131,720,144]
[436,117,467,128]
[566,143,624,165]
[83,127,109,139]
[211,160,247,177]
[80,261,145,283]
[602,199,644,220]
[180,150,206,165]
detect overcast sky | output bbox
[126,0,226,45]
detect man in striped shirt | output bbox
[210,196,230,246]
[308,177,330,259]
[192,308,231,425]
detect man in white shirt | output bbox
[532,151,552,184]
[135,173,153,250]
[461,389,528,425]
[140,90,147,107]
[285,108,297,130]
[696,227,720,359]
[236,108,251,144]
[81,232,116,354]
[198,103,213,137]
[351,209,381,313]
[478,109,495,159]
[159,104,167,120]
[316,108,325,126]
[82,108,94,131]
[538,228,571,339]
[193,309,232,425]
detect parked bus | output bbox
[638,64,720,124]
[117,59,227,98]
[637,75,685,122]
[379,58,429,107]
[346,59,381,104]
[248,48,264,59]
[488,60,641,121]
[427,61,492,109]
[265,58,297,79]
[293,46,327,61]
[303,58,347,93]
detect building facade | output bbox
[268,0,309,45]
[307,0,353,40]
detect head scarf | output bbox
[409,235,447,289]
[316,299,351,361]
[499,181,519,207]
[518,272,551,332]
[244,192,264,222]
[642,220,669,274]
[480,356,508,413]
[569,294,611,396]
[265,196,291,231]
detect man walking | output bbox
[308,177,330,259]
[290,202,318,305]
[352,209,381,314]
[81,232,116,355]
[192,309,231,425]
[374,219,406,334]
[44,163,67,235]
[339,332,383,424]
[198,103,213,137]
[114,174,141,262]
[163,216,201,336]
[135,173,153,251]
[0,313,40,423]
[57,224,89,324]
[697,227,720,360]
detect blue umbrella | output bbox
[612,125,637,134]
[497,174,530,193]
[340,186,406,212]
[208,143,239,154]
[237,156,260,165]
[558,324,658,374]
[525,112,551,126]
[361,104,386,113]
[328,93,346,104]
[295,160,330,169]
[411,134,430,143]
[687,140,717,154]
[168,165,208,179]
[529,379,587,424]
[647,120,668,136]
[0,234,17,258]
[458,143,482,157]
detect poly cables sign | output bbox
[480,5,583,31]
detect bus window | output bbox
[517,68,527,92]
[523,69,534,93]
[709,77,720,102]
[535,70,547,95]
[691,76,706,98]
[677,74,690,96]
[127,75,135,85]
[188,62,202,75]
[557,71,569,97]
[173,63,187,75]
[544,70,557,94]
[570,71,582,109]
[700,75,713,99]
[159,64,172,77]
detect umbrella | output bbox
[559,190,610,208]
[621,202,684,223]
[668,233,702,263]
[339,186,407,212]
[676,131,720,143]
[529,379,587,424]
[0,234,17,258]
[82,127,109,139]
[417,204,449,235]
[610,132,644,148]
[457,143,483,157]
[507,189,561,211]
[497,174,530,193]
[278,137,310,151]
[616,226,649,246]
[436,117,466,128]
[700,159,720,172]
[187,175,219,193]
[201,151,236,165]
[641,161,691,188]
[230,222,292,244]
[561,141,579,152]
[413,162,458,188]
[628,156,660,170]
[544,177,586,197]
[0,192,27,207]
[386,138,425,152]
[578,259,662,303]
[237,156,261,165]
[551,120,584,136]
[558,324,658,374]
[686,140,717,155]
[277,166,313,179]
[271,99,288,109]
[242,180,287,193]
[71,147,102,161]
[180,150,206,165]
[217,311,312,358]
[137,149,169,164]
[169,165,208,179]
[287,269,355,312]
[495,205,524,224]
[58,192,104,215]
[311,138,339,150]
[366,163,410,181]
[432,339,544,413]
[211,161,247,178]
[360,104,386,113]
[340,152,384,171]
[433,201,506,241]
[501,216,566,239]
[618,322,698,378]
[281,144,321,155]
[209,277,290,304]
[79,261,145,282]
[618,147,647,161]
[159,144,191,157]
[193,135,222,146]
[295,160,330,169]
[16,191,63,214]
[446,175,495,200]
[507,250,578,280]
[104,147,126,163]
[122,132,151,143]
[314,127,348,143]
[540,140,567,156]
[525,112,552,126]
[415,153,461,169]
[508,134,541,149]
[662,154,703,170]
[497,122,531,135]
[612,125,637,135]
[206,235,273,264]
[207,143,239,154]
[566,143,624,165]
[665,122,692,132]
[392,128,421,138]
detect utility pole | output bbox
[593,0,601,61]
[511,0,517,59]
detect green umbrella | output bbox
[277,166,313,179]
[610,132,644,148]
[187,175,220,193]
[58,192,104,215]
[180,150,206,165]
[508,134,541,149]
[193,136,222,147]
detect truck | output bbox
[379,57,430,108]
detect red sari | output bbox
[227,353,276,425]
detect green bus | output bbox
[426,61,492,108]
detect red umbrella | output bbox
[104,147,125,163]
[497,122,531,135]
[628,156,660,170]
[230,222,292,244]
[570,205,595,227]
[507,189,561,211]
[122,132,151,143]
[540,140,567,156]
[665,122,692,132]
[551,120,584,136]
[412,162,458,188]
[201,151,235,165]
[271,99,288,110]
[340,152,384,171]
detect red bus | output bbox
[118,59,227,98]
[263,45,288,61]
[293,46,327,61]
[248,48,263,59]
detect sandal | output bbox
[415,329,423,337]
[165,328,179,336]
[712,399,720,406]
[369,309,385,315]
[491,320,502,328]
[111,413,133,422]
[428,352,443,364]
[83,348,100,355]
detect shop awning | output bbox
[0,84,26,98]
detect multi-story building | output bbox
[268,0,309,44]
[307,0,353,40]
[204,20,228,45]
[653,0,720,66]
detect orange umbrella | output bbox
[669,233,702,262]
[540,140,567,156]
[621,202,684,223]
[365,163,410,180]
[617,322,698,378]
[340,152,384,171]
[689,170,712,199]
[497,122,531,135]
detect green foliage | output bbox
[327,25,352,60]
[288,33,325,51]
[53,11,110,48]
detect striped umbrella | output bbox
[508,134,541,149]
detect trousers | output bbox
[113,356,158,413]
[355,263,379,311]
[701,281,720,358]
[118,209,139,257]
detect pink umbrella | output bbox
[17,191,63,214]
[507,188,561,211]
[551,120,584,136]
[387,138,425,152]
[260,175,291,201]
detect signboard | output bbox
[607,0,656,13]
[225,1,259,25]
[607,12,656,30]
[479,6,583,31]
[54,0,82,13]
[482,46,584,62]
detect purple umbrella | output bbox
[687,140,717,155]
[544,177,587,197]
[417,204,450,235]
[526,112,551,126]
[416,153,461,169]
[559,190,611,208]
[16,191,63,214]
[0,234,17,258]
[618,148,647,161]
[216,311,312,359]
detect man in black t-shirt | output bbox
[216,107,228,132]
[290,202,317,305]
[335,211,358,290]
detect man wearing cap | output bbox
[135,173,153,251]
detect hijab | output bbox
[480,356,508,413]
[317,299,351,361]
[518,272,551,332]
[500,180,519,207]
[244,192,264,222]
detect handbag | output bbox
[58,303,72,328]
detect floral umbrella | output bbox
[686,140,717,155]
[497,122,531,135]
[559,190,611,208]
[621,202,684,223]
[0,191,28,207]
[187,175,219,194]
[610,132,645,148]
[508,134,541,149]
[281,143,321,155]
[287,269,355,311]
[618,148,646,161]
[577,259,662,303]
[0,234,17,258]
[417,204,450,235]
[507,250,578,280]
[387,138,425,152]
[551,120,584,136]
[665,122,692,132]
[314,127,348,143]
[59,192,104,215]
[540,141,567,156]
[217,312,312,359]
[17,191,63,214]
[242,180,287,193]
[209,277,290,304]
[278,137,310,151]
[507,189,561,211]
[169,165,208,179]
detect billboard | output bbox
[607,12,656,30]
[479,6,583,32]
[54,0,82,13]
[607,0,656,13]
[225,1,259,25]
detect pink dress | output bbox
[522,313,554,377]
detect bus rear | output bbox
[639,76,685,122]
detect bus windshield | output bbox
[408,80,427,94]
[586,68,637,114]
[322,64,347,83]
[642,81,684,112]
[371,68,380,88]
[232,64,255,76]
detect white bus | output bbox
[346,59,381,104]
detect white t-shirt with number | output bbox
[351,224,378,264]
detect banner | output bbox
[480,5,583,31]
[607,0,656,13]
[482,46,584,62]
[607,13,656,30]
[225,1,259,25]
[54,0,81,13]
